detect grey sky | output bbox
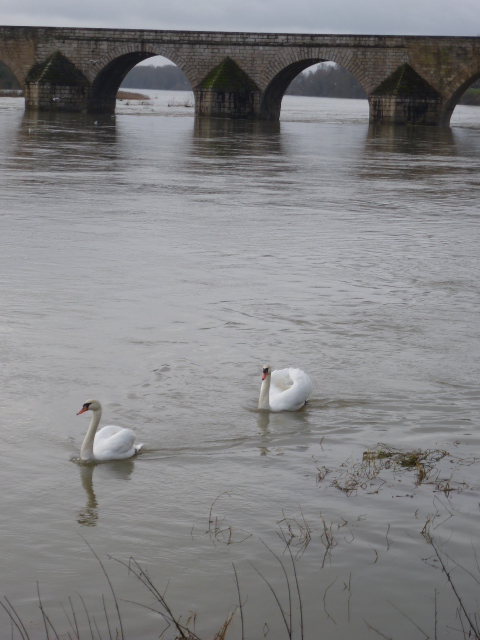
[1,0,479,36]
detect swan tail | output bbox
[269,368,313,411]
[134,443,144,454]
[288,368,313,398]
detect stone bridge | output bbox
[1,26,480,125]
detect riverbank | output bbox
[3,87,480,105]
[0,89,149,100]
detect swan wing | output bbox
[95,425,125,440]
[271,368,293,391]
[269,368,313,412]
[93,425,137,460]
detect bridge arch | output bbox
[441,69,480,126]
[260,54,368,120]
[0,52,25,89]
[88,46,197,113]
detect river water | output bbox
[1,90,479,639]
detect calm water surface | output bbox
[1,91,480,639]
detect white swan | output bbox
[77,399,143,461]
[258,365,313,412]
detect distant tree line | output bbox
[121,64,191,91]
[459,79,480,105]
[285,64,366,99]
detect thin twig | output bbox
[323,576,338,625]
[102,594,113,640]
[0,600,28,640]
[37,582,50,640]
[440,547,480,587]
[386,599,429,638]
[431,539,480,638]
[260,540,292,637]
[3,597,30,640]
[82,538,125,640]
[343,573,352,623]
[92,615,102,640]
[111,556,202,640]
[60,602,77,640]
[249,562,291,638]
[37,584,60,640]
[364,619,393,639]
[208,492,231,534]
[76,593,94,640]
[280,529,304,640]
[232,563,245,640]
[69,597,80,640]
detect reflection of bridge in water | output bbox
[1,26,480,125]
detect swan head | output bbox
[262,365,271,381]
[77,399,101,415]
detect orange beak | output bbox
[77,407,87,415]
[262,372,267,380]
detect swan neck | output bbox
[80,408,101,461]
[258,374,271,410]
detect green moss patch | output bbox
[199,57,258,92]
[371,63,440,99]
[26,51,89,87]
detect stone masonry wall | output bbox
[1,27,480,122]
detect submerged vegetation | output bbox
[4,530,480,639]
[4,442,479,640]
[317,443,473,497]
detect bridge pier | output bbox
[194,88,261,119]
[24,84,91,112]
[368,95,445,125]
[368,63,445,126]
[24,51,91,112]
[193,57,261,119]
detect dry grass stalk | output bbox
[430,538,480,639]
[330,444,453,496]
[232,563,245,640]
[207,493,251,545]
[276,507,312,558]
[421,514,435,542]
[250,537,305,640]
[315,464,330,483]
[212,610,235,640]
[111,556,202,640]
[320,516,338,568]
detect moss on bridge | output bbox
[26,51,89,87]
[371,63,440,99]
[199,57,258,92]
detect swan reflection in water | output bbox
[257,410,311,457]
[76,459,135,527]
[257,412,271,456]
